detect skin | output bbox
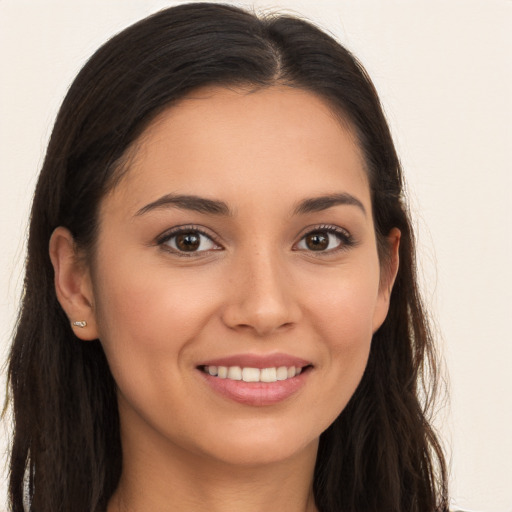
[50,85,400,512]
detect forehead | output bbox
[104,85,370,216]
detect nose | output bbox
[220,249,301,337]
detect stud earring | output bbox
[72,320,87,328]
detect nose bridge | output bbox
[222,243,299,336]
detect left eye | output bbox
[296,229,350,252]
[162,230,219,253]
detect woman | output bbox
[5,3,448,511]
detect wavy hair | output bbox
[5,3,448,511]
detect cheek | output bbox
[91,255,219,372]
[317,282,375,377]
[307,262,381,345]
[90,258,224,434]
[301,261,380,412]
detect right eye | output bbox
[158,227,222,255]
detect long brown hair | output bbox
[5,3,448,511]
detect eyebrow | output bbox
[293,193,367,216]
[135,192,366,217]
[135,194,232,217]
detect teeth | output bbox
[276,367,288,381]
[260,367,277,382]
[242,367,260,382]
[203,365,304,382]
[227,366,242,380]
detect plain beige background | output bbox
[1,1,511,510]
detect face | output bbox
[84,86,395,466]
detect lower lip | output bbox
[199,369,309,406]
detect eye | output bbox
[295,226,353,253]
[158,227,221,255]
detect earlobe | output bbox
[372,227,401,333]
[49,227,99,341]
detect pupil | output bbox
[306,232,328,251]
[176,233,200,251]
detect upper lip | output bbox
[198,353,312,369]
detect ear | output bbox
[49,227,99,340]
[372,227,401,333]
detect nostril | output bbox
[219,274,301,335]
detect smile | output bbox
[201,365,303,382]
[198,355,312,406]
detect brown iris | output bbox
[304,232,329,251]
[176,232,201,251]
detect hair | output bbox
[5,3,448,511]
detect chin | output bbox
[187,418,322,468]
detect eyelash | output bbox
[294,224,355,255]
[156,224,355,257]
[156,225,222,257]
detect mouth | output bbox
[196,355,313,406]
[198,364,311,383]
